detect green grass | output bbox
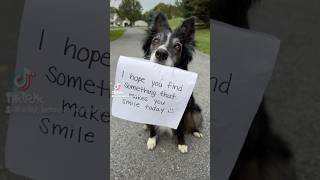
[110,28,126,42]
[195,28,210,54]
[169,18,210,54]
[168,17,185,29]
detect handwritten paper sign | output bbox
[111,56,198,129]
[211,20,280,180]
[5,0,109,180]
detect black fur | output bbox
[142,13,172,60]
[211,0,296,179]
[143,13,195,70]
[211,0,258,28]
[172,17,196,70]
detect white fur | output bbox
[178,144,188,153]
[150,52,158,64]
[150,33,174,66]
[147,137,156,150]
[164,32,171,47]
[193,132,203,138]
[158,33,171,51]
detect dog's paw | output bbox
[147,137,156,150]
[193,132,203,138]
[178,144,188,153]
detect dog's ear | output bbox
[177,17,196,41]
[151,12,170,32]
[143,13,170,59]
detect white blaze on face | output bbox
[150,33,174,66]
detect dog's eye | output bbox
[152,38,160,44]
[174,43,182,51]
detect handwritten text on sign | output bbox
[111,56,197,129]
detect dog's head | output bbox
[142,13,195,70]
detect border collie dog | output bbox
[212,0,297,179]
[142,13,203,153]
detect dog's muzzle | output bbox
[155,49,169,62]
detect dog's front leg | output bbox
[147,124,157,150]
[176,121,188,153]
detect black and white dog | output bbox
[212,0,297,179]
[142,13,203,153]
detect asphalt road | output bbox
[110,28,210,180]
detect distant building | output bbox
[134,20,148,27]
[110,12,130,27]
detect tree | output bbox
[190,0,210,23]
[170,4,183,18]
[142,10,157,25]
[179,0,193,18]
[176,0,210,24]
[153,3,172,19]
[117,0,143,26]
[110,6,117,14]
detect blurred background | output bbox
[110,0,210,54]
[1,0,28,179]
[248,0,320,179]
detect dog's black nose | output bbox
[155,49,169,61]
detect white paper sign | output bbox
[111,56,198,129]
[211,20,280,180]
[5,0,109,180]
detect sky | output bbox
[110,0,175,12]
